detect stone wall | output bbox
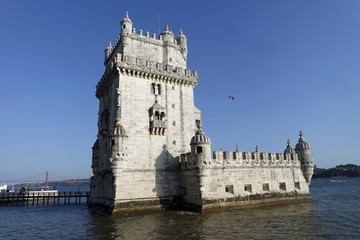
[180,150,310,211]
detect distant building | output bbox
[90,12,315,214]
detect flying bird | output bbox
[228,96,235,100]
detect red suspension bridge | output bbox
[0,172,85,184]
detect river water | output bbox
[1,178,359,239]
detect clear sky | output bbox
[1,0,359,181]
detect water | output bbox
[1,178,360,240]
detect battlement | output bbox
[96,53,198,98]
[106,28,183,62]
[180,150,299,169]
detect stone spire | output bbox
[177,28,188,60]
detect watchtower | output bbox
[90,12,201,212]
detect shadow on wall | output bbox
[152,144,180,209]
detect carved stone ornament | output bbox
[125,55,131,65]
[136,58,143,67]
[146,60,152,69]
[166,64,172,73]
[156,62,163,71]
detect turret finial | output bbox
[125,11,129,19]
[180,29,184,36]
[255,145,259,152]
[287,139,291,146]
[165,24,169,32]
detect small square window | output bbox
[262,183,269,192]
[244,184,252,193]
[295,182,300,189]
[225,185,234,194]
[279,182,286,191]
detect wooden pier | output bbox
[0,191,89,206]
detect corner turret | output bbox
[190,125,211,168]
[104,42,112,63]
[284,139,296,154]
[120,11,133,36]
[110,119,128,172]
[295,131,314,185]
[160,25,175,43]
[176,29,188,60]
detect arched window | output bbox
[155,111,160,120]
[151,83,156,94]
[196,146,203,153]
[160,112,165,121]
[151,83,162,95]
[157,84,161,95]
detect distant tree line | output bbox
[313,164,360,178]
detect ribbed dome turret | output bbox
[190,127,211,145]
[284,139,296,154]
[295,131,311,151]
[112,121,127,137]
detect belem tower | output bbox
[90,12,315,214]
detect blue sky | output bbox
[1,0,359,181]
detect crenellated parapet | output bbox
[180,150,299,170]
[105,25,187,65]
[212,150,299,167]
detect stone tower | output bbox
[90,12,201,212]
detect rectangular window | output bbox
[279,182,286,191]
[244,184,252,193]
[295,182,300,189]
[225,185,234,194]
[196,146,203,153]
[262,183,270,192]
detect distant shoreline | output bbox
[314,164,360,178]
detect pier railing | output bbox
[0,191,90,206]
